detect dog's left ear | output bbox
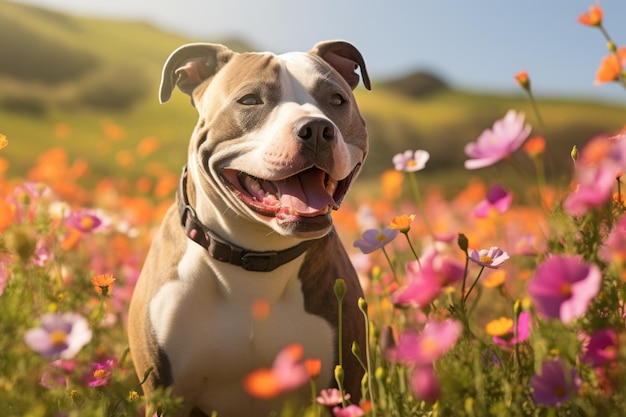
[159,43,234,104]
[310,41,371,91]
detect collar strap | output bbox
[176,165,314,272]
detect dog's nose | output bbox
[294,118,336,142]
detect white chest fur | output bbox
[149,242,334,415]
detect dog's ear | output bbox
[310,41,371,91]
[159,43,234,104]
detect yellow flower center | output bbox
[375,233,388,242]
[80,216,95,230]
[480,255,493,264]
[560,282,572,297]
[50,330,67,347]
[93,369,107,380]
[406,160,417,167]
[420,336,439,355]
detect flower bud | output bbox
[334,278,347,302]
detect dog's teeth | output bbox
[325,179,338,195]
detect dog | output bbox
[128,40,370,417]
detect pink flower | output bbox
[353,227,399,254]
[243,344,310,398]
[391,251,464,307]
[582,328,618,367]
[564,135,626,216]
[409,364,440,402]
[527,255,601,324]
[317,388,351,407]
[66,209,106,233]
[388,319,462,365]
[333,404,364,417]
[464,110,531,169]
[392,149,430,172]
[24,313,92,359]
[40,359,77,389]
[530,358,580,406]
[473,183,512,218]
[468,246,510,269]
[600,215,626,264]
[84,357,117,387]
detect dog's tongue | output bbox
[276,169,335,214]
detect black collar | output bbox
[176,165,314,272]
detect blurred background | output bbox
[1,0,625,193]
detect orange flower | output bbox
[0,198,13,231]
[92,273,116,296]
[381,169,404,201]
[514,70,530,91]
[523,136,546,157]
[577,5,603,27]
[594,47,626,84]
[388,214,415,233]
[0,134,7,150]
[304,358,322,378]
[482,269,506,288]
[485,317,514,337]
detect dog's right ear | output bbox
[159,43,233,104]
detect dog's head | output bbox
[160,41,370,240]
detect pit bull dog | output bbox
[128,40,370,417]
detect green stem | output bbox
[408,172,434,236]
[381,246,398,283]
[463,266,485,305]
[402,231,422,269]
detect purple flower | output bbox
[464,110,531,169]
[582,328,618,367]
[24,313,92,359]
[40,359,76,389]
[474,183,512,218]
[353,227,399,254]
[527,255,601,324]
[392,149,430,172]
[468,246,510,269]
[530,358,580,406]
[388,319,462,366]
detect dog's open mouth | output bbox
[220,166,358,220]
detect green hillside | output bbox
[1,0,624,190]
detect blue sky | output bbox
[15,0,626,104]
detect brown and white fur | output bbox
[128,40,370,417]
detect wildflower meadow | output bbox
[1,4,626,417]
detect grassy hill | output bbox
[1,0,624,194]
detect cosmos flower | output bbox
[388,319,462,366]
[468,246,510,269]
[388,214,415,233]
[577,4,603,27]
[582,328,618,367]
[392,149,430,172]
[527,255,601,324]
[473,183,512,218]
[409,364,440,403]
[91,273,116,296]
[317,388,351,407]
[391,251,464,307]
[492,311,532,348]
[84,357,117,387]
[24,313,92,359]
[530,358,580,406]
[243,344,310,399]
[464,110,531,170]
[353,227,399,254]
[66,209,106,233]
[332,404,364,417]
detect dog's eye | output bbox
[330,94,345,106]
[238,94,263,105]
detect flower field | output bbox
[1,4,626,417]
